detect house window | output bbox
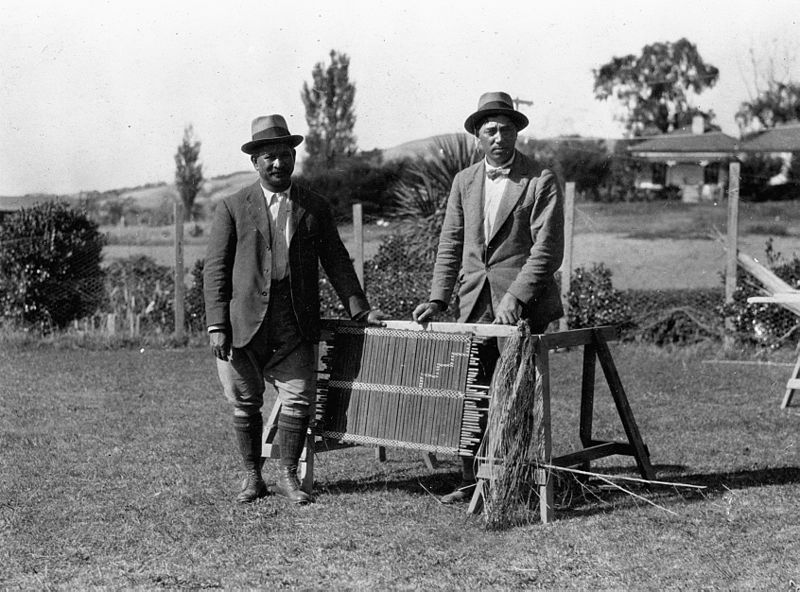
[651,163,667,186]
[704,162,720,184]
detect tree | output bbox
[174,125,204,220]
[301,50,357,171]
[593,38,719,136]
[0,201,105,329]
[737,82,800,132]
[736,44,800,133]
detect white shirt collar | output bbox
[485,153,515,171]
[259,183,292,200]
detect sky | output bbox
[1,0,799,196]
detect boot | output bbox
[273,465,312,504]
[237,469,268,504]
[233,414,268,503]
[273,413,312,503]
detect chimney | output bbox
[691,115,705,135]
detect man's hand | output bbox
[366,309,389,326]
[493,292,522,325]
[412,301,442,324]
[210,330,231,361]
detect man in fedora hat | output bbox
[412,91,564,503]
[204,114,386,504]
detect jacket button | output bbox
[261,291,268,296]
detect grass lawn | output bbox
[1,343,798,590]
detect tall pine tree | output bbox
[301,50,357,171]
[174,125,204,220]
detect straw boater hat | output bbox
[463,91,529,135]
[241,114,304,154]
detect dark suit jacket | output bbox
[429,151,564,325]
[203,181,369,348]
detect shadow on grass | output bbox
[316,468,463,498]
[676,465,800,491]
[315,460,800,521]
[554,464,800,519]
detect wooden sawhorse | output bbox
[468,325,655,522]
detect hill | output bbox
[381,133,620,163]
[0,171,257,217]
[1,133,622,216]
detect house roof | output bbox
[628,128,739,157]
[738,122,800,152]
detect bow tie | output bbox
[486,167,510,180]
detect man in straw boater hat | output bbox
[413,91,565,503]
[204,114,386,504]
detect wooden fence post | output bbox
[352,203,364,289]
[106,313,116,336]
[559,182,576,333]
[724,162,740,349]
[174,201,186,341]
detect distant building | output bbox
[628,116,739,203]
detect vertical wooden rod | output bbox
[352,202,364,289]
[534,343,554,523]
[724,162,740,349]
[174,201,186,341]
[560,182,575,332]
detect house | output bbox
[628,117,740,203]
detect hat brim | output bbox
[241,134,304,154]
[464,109,528,135]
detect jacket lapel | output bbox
[464,162,486,245]
[245,182,271,245]
[288,184,306,245]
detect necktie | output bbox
[486,167,510,180]
[269,193,288,280]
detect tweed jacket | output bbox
[203,181,369,348]
[429,150,564,325]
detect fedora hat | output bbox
[463,91,529,134]
[241,114,304,154]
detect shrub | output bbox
[567,266,727,344]
[0,201,105,330]
[566,263,633,330]
[102,256,175,333]
[361,234,456,321]
[185,259,206,332]
[723,240,800,347]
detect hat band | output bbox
[477,101,515,112]
[252,126,292,141]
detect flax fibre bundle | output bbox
[479,321,543,529]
